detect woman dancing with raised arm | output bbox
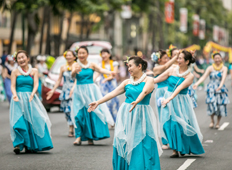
[70,46,114,145]
[89,56,162,170]
[154,50,204,158]
[151,50,178,149]
[10,50,53,154]
[193,51,230,129]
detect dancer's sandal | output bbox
[13,146,20,154]
[170,153,179,158]
[73,140,82,146]
[215,125,220,129]
[24,146,36,153]
[179,152,185,156]
[88,139,94,145]
[68,131,74,137]
[209,122,214,128]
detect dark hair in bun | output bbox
[66,50,77,58]
[76,46,89,54]
[16,50,29,62]
[181,50,195,66]
[159,50,167,59]
[100,48,112,60]
[212,52,221,58]
[129,56,147,71]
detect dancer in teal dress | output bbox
[151,50,178,149]
[154,50,204,158]
[10,50,53,154]
[47,50,77,137]
[89,56,162,170]
[71,46,114,145]
[193,51,230,129]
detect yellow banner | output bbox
[203,41,232,62]
[184,44,201,51]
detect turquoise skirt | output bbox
[71,83,114,141]
[10,92,53,152]
[74,107,110,141]
[155,87,168,145]
[112,135,161,170]
[12,116,53,151]
[163,118,204,155]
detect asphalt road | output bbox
[0,78,231,170]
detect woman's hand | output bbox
[192,84,198,90]
[162,97,171,107]
[216,86,222,92]
[111,71,117,78]
[88,101,99,112]
[75,64,82,73]
[46,90,55,100]
[200,69,205,74]
[29,94,34,102]
[13,95,19,102]
[102,79,108,84]
[69,88,74,98]
[129,101,138,112]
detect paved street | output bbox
[0,78,232,170]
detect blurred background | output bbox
[0,0,232,60]
[1,0,232,108]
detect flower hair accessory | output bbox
[75,46,79,53]
[63,51,67,58]
[124,56,130,65]
[211,50,220,59]
[151,52,160,62]
[167,44,177,57]
[12,51,17,61]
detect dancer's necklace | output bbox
[212,63,223,71]
[66,61,76,71]
[176,66,191,77]
[18,64,32,76]
[77,59,90,69]
[130,73,147,85]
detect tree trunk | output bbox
[55,11,64,56]
[65,12,73,49]
[80,14,84,41]
[39,7,47,54]
[45,8,51,55]
[22,13,25,50]
[26,12,38,55]
[26,28,35,55]
[156,0,164,49]
[8,11,17,54]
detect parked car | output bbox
[42,41,112,112]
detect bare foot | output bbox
[209,122,214,128]
[162,144,169,150]
[73,137,81,145]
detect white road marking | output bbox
[177,159,196,170]
[218,122,230,131]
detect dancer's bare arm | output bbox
[88,80,128,112]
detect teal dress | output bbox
[113,82,162,170]
[155,74,169,145]
[10,75,53,152]
[71,68,114,141]
[160,76,204,155]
